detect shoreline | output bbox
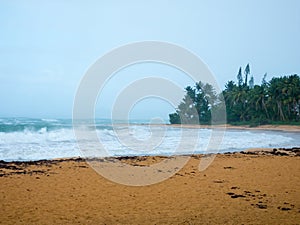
[165,124,300,132]
[117,122,300,132]
[1,147,299,164]
[1,146,299,165]
[97,121,300,132]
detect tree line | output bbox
[169,64,300,126]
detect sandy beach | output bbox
[166,124,300,133]
[0,151,299,225]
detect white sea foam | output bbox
[41,118,59,122]
[0,118,299,161]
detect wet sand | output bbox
[0,152,299,224]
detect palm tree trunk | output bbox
[277,101,285,121]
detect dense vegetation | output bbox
[169,64,300,126]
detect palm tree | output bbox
[169,71,300,125]
[237,67,243,87]
[244,64,250,87]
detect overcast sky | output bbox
[1,0,299,120]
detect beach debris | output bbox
[227,192,246,198]
[227,189,272,211]
[213,180,225,183]
[277,202,295,211]
[256,204,267,209]
[223,166,235,169]
[278,207,292,211]
[241,147,300,156]
[231,186,240,190]
[0,157,85,177]
[230,194,246,198]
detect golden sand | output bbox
[0,153,299,224]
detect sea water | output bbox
[0,117,299,161]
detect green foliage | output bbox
[249,76,254,89]
[168,81,218,125]
[169,113,181,124]
[261,73,267,86]
[244,63,250,87]
[223,71,300,125]
[169,64,300,125]
[237,67,243,87]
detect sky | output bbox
[1,0,299,120]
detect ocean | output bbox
[0,117,299,161]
